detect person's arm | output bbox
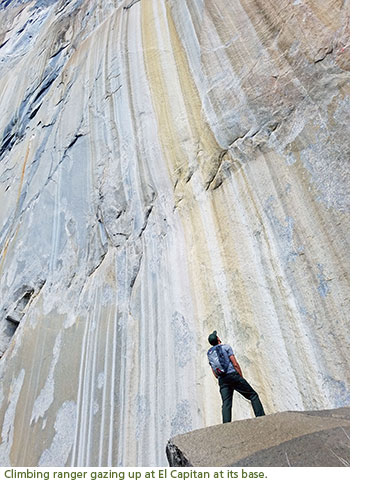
[211,367,218,379]
[229,355,243,377]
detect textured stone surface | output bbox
[0,0,349,466]
[166,407,350,467]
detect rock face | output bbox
[166,407,350,467]
[0,0,349,466]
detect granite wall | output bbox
[0,0,349,466]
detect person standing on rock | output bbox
[207,331,265,423]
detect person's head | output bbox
[208,330,221,346]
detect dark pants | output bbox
[218,372,265,423]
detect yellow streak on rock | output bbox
[141,0,220,193]
[141,0,186,185]
[0,140,31,273]
[165,4,220,177]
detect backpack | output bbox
[207,344,230,376]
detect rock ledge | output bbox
[166,407,349,467]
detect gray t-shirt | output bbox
[215,344,237,375]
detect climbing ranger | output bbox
[207,330,265,423]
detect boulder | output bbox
[166,407,349,467]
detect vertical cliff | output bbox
[0,0,349,466]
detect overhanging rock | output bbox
[166,407,349,467]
